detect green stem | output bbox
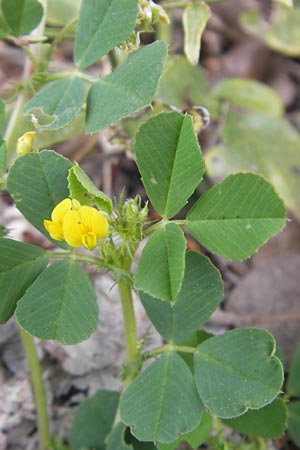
[47,70,97,83]
[20,328,50,450]
[118,276,138,386]
[143,343,195,360]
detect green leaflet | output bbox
[69,390,120,450]
[7,150,72,248]
[134,223,186,301]
[0,238,48,324]
[86,41,167,133]
[74,0,138,68]
[120,352,203,444]
[194,328,284,418]
[2,0,44,37]
[16,260,99,345]
[135,111,204,219]
[23,78,85,130]
[187,172,286,260]
[139,251,223,344]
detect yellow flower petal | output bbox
[43,220,64,241]
[17,131,36,156]
[62,210,85,247]
[82,232,98,250]
[51,198,72,223]
[79,206,109,239]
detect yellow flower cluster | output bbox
[44,198,109,250]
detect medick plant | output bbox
[0,1,297,450]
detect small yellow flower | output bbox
[44,198,80,242]
[17,131,36,156]
[44,198,109,250]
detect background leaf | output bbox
[140,251,223,343]
[106,423,133,450]
[223,398,287,438]
[69,390,120,450]
[287,343,300,396]
[2,0,43,37]
[135,223,186,301]
[120,352,203,444]
[287,401,300,446]
[68,164,113,214]
[74,0,138,68]
[86,41,167,133]
[7,150,72,247]
[23,78,85,130]
[47,0,80,26]
[0,238,48,324]
[157,413,213,450]
[187,173,286,260]
[194,328,284,418]
[205,112,300,218]
[0,139,6,173]
[212,78,283,117]
[134,111,204,219]
[183,2,211,65]
[16,260,99,345]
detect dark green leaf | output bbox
[23,78,85,130]
[68,164,113,214]
[75,0,138,68]
[120,352,203,444]
[212,78,283,117]
[194,328,284,418]
[16,260,99,345]
[7,150,72,247]
[288,401,300,446]
[86,41,168,133]
[205,112,300,218]
[135,223,186,301]
[223,398,287,438]
[287,344,300,397]
[135,111,205,219]
[2,0,43,37]
[140,251,223,343]
[69,390,120,450]
[0,238,48,323]
[187,173,286,260]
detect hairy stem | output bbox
[20,328,50,450]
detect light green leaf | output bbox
[120,352,203,444]
[240,7,300,56]
[287,344,300,397]
[156,55,217,115]
[86,41,167,133]
[212,78,283,117]
[47,0,80,26]
[135,111,205,219]
[0,139,6,173]
[183,2,211,65]
[74,0,138,69]
[106,423,133,450]
[288,401,300,446]
[273,0,293,7]
[2,0,44,37]
[0,238,48,324]
[194,328,284,419]
[223,398,287,438]
[140,251,223,343]
[23,78,85,130]
[7,150,72,247]
[157,412,213,450]
[69,390,120,450]
[16,260,99,345]
[135,223,186,301]
[187,173,286,260]
[205,112,300,218]
[68,164,113,214]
